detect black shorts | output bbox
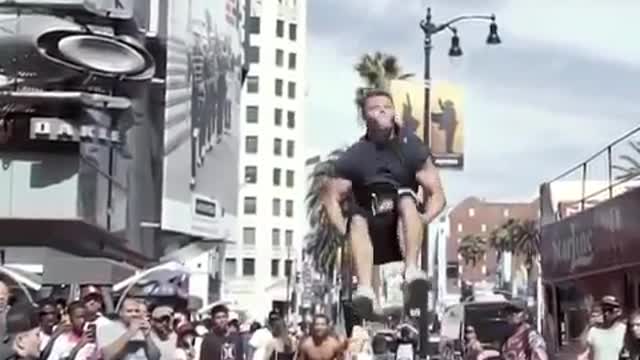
[350,190,419,265]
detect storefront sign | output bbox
[29,117,121,145]
[540,187,640,280]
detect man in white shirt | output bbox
[46,301,96,360]
[585,295,626,360]
[80,286,112,330]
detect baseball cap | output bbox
[601,295,621,308]
[504,299,527,313]
[151,306,174,319]
[80,285,102,300]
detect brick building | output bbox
[447,197,538,289]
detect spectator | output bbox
[80,286,111,330]
[584,296,626,360]
[624,309,640,360]
[250,311,279,360]
[37,299,60,350]
[227,320,240,336]
[0,280,10,337]
[97,297,160,360]
[199,305,243,360]
[0,301,41,360]
[176,324,198,360]
[149,306,177,360]
[263,318,294,360]
[44,301,96,360]
[502,300,547,360]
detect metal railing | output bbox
[545,124,640,219]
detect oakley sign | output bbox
[29,117,121,145]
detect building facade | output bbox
[447,197,538,289]
[224,0,307,319]
[0,0,246,305]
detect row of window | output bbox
[244,166,295,188]
[246,77,296,99]
[245,136,295,157]
[224,258,294,277]
[247,17,298,41]
[246,107,296,129]
[243,197,295,217]
[246,47,297,70]
[242,227,293,247]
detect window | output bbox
[276,20,284,37]
[287,81,296,99]
[275,79,283,96]
[468,208,475,217]
[272,198,281,216]
[246,106,259,123]
[275,49,284,67]
[286,140,295,157]
[273,138,282,156]
[288,53,297,70]
[244,166,257,183]
[248,16,260,34]
[247,46,260,63]
[272,228,281,247]
[243,197,257,214]
[457,223,463,232]
[503,208,510,217]
[286,111,295,128]
[245,136,258,154]
[243,227,256,245]
[224,258,236,277]
[284,260,293,277]
[285,200,293,217]
[274,108,283,126]
[271,259,279,277]
[286,170,294,187]
[289,23,297,41]
[242,258,255,276]
[285,230,293,247]
[481,224,487,232]
[247,76,259,93]
[273,168,282,186]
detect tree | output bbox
[304,149,346,278]
[354,52,414,105]
[489,218,540,286]
[613,140,640,182]
[457,235,487,267]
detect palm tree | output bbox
[489,218,540,287]
[304,149,347,278]
[354,52,414,106]
[457,235,487,267]
[613,139,640,182]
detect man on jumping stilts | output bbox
[322,89,446,320]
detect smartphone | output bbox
[86,323,97,342]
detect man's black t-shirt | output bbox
[334,126,430,209]
[200,333,244,360]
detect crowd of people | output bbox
[0,280,359,360]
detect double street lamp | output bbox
[417,7,500,359]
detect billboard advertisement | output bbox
[161,0,242,239]
[389,80,465,169]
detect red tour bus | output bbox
[538,126,640,356]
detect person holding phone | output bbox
[45,301,97,360]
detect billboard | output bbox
[389,80,465,169]
[160,0,242,239]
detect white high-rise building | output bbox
[223,0,307,320]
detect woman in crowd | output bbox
[263,318,294,360]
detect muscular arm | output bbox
[295,340,308,360]
[415,157,446,223]
[321,178,352,235]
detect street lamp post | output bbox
[418,8,500,359]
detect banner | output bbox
[160,0,242,239]
[389,80,465,169]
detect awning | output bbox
[0,218,151,267]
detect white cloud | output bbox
[500,1,640,67]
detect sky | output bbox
[304,0,640,204]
